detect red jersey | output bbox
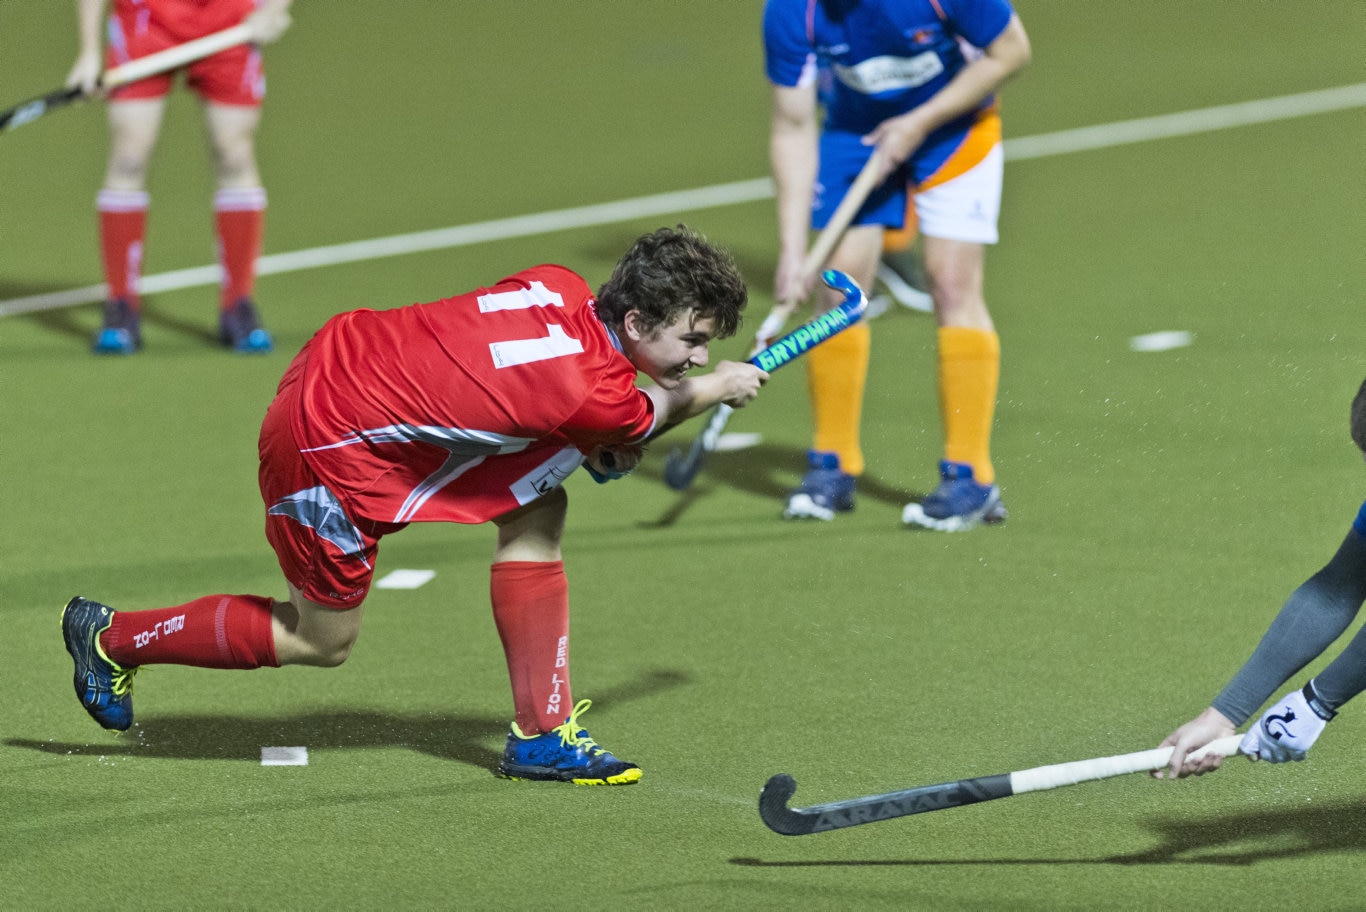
[289,265,656,526]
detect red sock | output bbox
[491,560,571,734]
[101,594,279,669]
[214,187,266,309]
[97,189,148,308]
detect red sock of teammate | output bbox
[97,189,149,308]
[100,594,279,669]
[214,187,266,309]
[491,560,571,735]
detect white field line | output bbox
[4,82,1363,318]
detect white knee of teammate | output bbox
[1241,682,1335,763]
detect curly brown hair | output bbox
[595,225,747,339]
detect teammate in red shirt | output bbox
[66,0,294,354]
[61,226,768,785]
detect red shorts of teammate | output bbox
[106,0,264,106]
[258,353,406,609]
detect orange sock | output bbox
[807,321,870,475]
[938,326,1000,484]
[97,189,148,308]
[214,187,266,309]
[491,560,571,734]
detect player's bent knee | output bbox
[275,589,364,667]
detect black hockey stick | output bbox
[759,734,1243,836]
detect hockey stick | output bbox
[0,23,253,134]
[661,151,887,491]
[759,734,1245,836]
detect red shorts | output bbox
[258,353,406,609]
[107,0,264,106]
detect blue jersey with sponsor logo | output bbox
[764,0,1014,135]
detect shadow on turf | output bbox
[7,288,220,347]
[729,797,1366,866]
[635,441,920,528]
[8,668,689,770]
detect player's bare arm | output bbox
[862,14,1032,181]
[644,360,769,428]
[66,0,108,94]
[770,82,820,305]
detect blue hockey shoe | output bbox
[497,699,641,785]
[783,450,856,521]
[61,597,138,731]
[901,460,1007,532]
[219,298,274,353]
[92,299,141,354]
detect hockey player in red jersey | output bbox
[61,225,767,785]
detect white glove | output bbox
[1240,684,1335,763]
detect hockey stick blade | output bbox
[760,772,1012,836]
[662,402,735,490]
[760,733,1244,836]
[0,87,82,133]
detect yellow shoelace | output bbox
[95,634,138,696]
[552,699,604,754]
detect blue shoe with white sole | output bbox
[902,460,1006,532]
[783,450,856,521]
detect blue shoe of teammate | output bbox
[61,597,138,731]
[901,460,1007,532]
[497,699,641,785]
[92,299,141,355]
[783,450,856,521]
[219,298,274,353]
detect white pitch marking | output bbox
[261,746,308,766]
[375,568,436,589]
[1129,330,1194,352]
[3,82,1362,318]
[713,432,763,452]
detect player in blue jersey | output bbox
[1156,376,1366,779]
[763,0,1030,529]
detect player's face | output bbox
[624,310,717,389]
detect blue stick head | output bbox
[820,269,868,319]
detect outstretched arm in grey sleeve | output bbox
[1212,528,1366,726]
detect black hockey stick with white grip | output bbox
[759,734,1244,836]
[659,269,869,489]
[1,23,252,133]
[661,151,887,491]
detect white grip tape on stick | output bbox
[1009,734,1244,795]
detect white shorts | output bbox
[914,143,1004,245]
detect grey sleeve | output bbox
[1211,528,1366,726]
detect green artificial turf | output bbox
[3,1,1365,908]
